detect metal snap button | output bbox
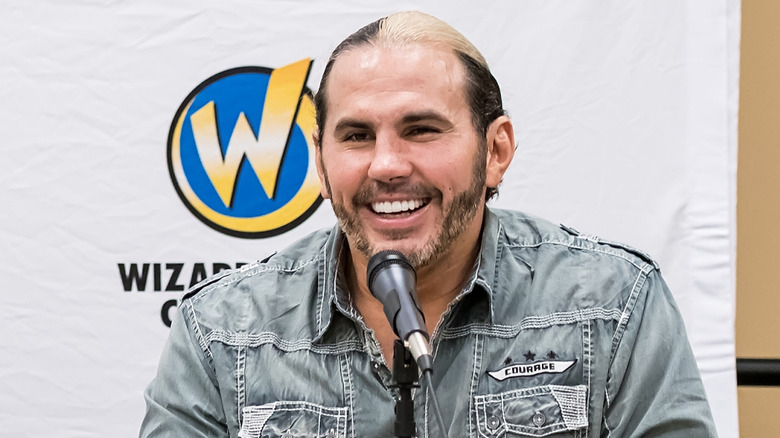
[487,415,501,429]
[532,411,546,427]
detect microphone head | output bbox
[367,250,415,289]
[366,250,433,371]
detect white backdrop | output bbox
[0,1,739,437]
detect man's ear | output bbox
[484,115,516,189]
[313,131,330,199]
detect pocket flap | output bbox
[239,401,348,438]
[474,385,587,437]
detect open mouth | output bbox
[370,199,428,216]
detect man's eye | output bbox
[407,126,439,136]
[343,132,370,142]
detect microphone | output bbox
[367,250,434,372]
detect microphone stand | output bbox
[390,340,418,438]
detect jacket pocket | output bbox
[474,384,587,437]
[238,401,349,438]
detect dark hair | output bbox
[314,18,382,142]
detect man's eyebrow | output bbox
[332,111,452,133]
[333,118,373,133]
[400,111,451,125]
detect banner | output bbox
[0,1,739,436]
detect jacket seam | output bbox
[185,298,214,360]
[189,258,320,306]
[507,241,652,271]
[602,267,650,434]
[316,243,328,335]
[439,308,623,339]
[236,343,246,429]
[610,270,650,361]
[203,330,364,354]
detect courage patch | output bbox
[488,360,577,381]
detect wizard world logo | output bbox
[167,59,322,238]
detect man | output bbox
[141,11,717,437]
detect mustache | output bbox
[352,181,439,205]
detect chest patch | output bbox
[487,360,577,381]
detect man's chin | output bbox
[355,237,426,265]
[368,240,419,258]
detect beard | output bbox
[323,144,487,270]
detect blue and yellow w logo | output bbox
[168,60,322,237]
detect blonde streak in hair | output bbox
[378,11,489,70]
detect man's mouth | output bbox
[370,199,427,215]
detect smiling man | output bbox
[141,11,717,437]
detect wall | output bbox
[737,0,780,436]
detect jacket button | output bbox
[532,411,546,427]
[487,415,501,429]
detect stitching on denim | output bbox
[189,257,320,306]
[603,271,647,437]
[550,385,588,429]
[500,392,507,434]
[474,384,556,402]
[238,404,275,437]
[489,222,505,322]
[185,299,213,360]
[236,341,246,429]
[508,240,652,272]
[474,388,490,438]
[432,332,442,359]
[240,400,349,436]
[244,400,348,437]
[469,333,482,437]
[585,319,591,438]
[330,243,361,323]
[259,402,348,415]
[316,244,327,335]
[423,384,429,438]
[439,307,623,339]
[339,353,355,438]
[204,330,363,354]
[475,385,588,435]
[610,271,648,357]
[603,403,613,437]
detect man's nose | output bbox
[367,134,413,183]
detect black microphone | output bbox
[367,250,434,372]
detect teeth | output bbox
[372,199,424,214]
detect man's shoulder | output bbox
[491,208,658,272]
[488,209,664,322]
[179,227,334,327]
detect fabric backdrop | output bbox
[0,1,739,436]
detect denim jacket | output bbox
[140,208,717,437]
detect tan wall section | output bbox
[737,0,780,358]
[737,0,780,436]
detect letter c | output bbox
[161,299,179,327]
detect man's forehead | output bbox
[328,43,464,87]
[325,44,466,110]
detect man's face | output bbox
[316,43,488,269]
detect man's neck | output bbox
[345,221,484,364]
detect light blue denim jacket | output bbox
[140,208,717,437]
